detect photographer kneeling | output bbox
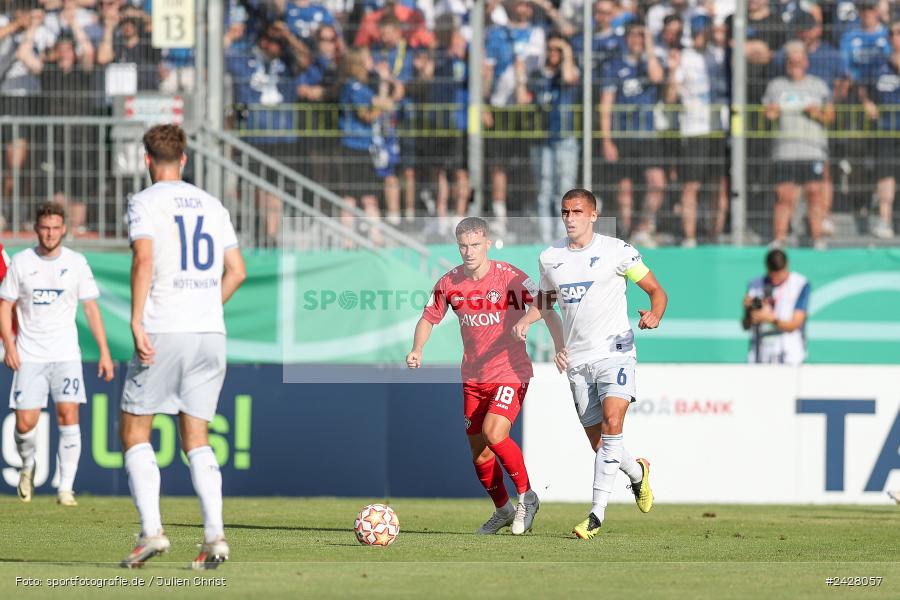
[742,249,811,365]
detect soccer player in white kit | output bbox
[119,125,246,569]
[514,189,668,539]
[0,202,114,506]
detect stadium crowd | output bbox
[1,0,899,247]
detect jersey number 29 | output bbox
[174,215,214,271]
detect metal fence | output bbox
[2,0,899,248]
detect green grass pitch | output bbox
[1,496,898,599]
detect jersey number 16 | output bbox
[174,215,214,271]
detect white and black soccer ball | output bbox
[354,503,400,547]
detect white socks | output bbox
[57,424,81,493]
[591,433,624,522]
[15,427,37,472]
[125,443,163,537]
[188,446,224,543]
[619,446,643,485]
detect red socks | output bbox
[473,457,509,508]
[489,437,530,494]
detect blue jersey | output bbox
[601,56,659,133]
[432,52,468,131]
[373,41,414,83]
[570,29,624,83]
[285,2,336,41]
[227,52,297,142]
[340,78,376,151]
[840,26,890,83]
[871,57,900,131]
[508,25,535,60]
[296,63,323,87]
[772,42,849,92]
[529,68,579,141]
[485,25,515,81]
[831,0,860,46]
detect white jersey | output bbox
[746,272,810,365]
[674,46,712,136]
[0,247,100,363]
[127,180,239,334]
[539,234,648,369]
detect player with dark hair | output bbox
[119,124,246,569]
[0,202,114,507]
[407,217,565,535]
[517,188,666,539]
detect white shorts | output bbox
[121,333,227,422]
[9,361,88,410]
[567,356,637,428]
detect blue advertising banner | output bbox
[0,364,520,498]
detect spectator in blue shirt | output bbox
[284,0,336,45]
[227,28,299,245]
[599,20,667,246]
[483,0,545,235]
[522,34,580,243]
[429,21,470,233]
[570,0,624,84]
[840,0,889,84]
[371,13,411,224]
[862,18,900,240]
[297,24,342,188]
[339,46,398,244]
[830,0,860,46]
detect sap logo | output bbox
[460,312,501,327]
[32,289,64,305]
[797,399,900,492]
[559,281,593,303]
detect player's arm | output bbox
[406,317,434,369]
[130,238,155,364]
[0,299,19,370]
[221,247,247,304]
[633,270,668,330]
[82,299,114,381]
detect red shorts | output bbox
[463,381,529,435]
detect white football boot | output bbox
[511,489,540,535]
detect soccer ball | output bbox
[354,504,400,547]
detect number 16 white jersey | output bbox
[127,180,239,334]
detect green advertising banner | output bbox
[5,245,899,364]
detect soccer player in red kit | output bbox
[407,217,564,535]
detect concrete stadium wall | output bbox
[523,364,900,504]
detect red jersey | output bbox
[423,261,536,384]
[0,242,13,335]
[0,243,8,281]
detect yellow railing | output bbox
[229,103,900,140]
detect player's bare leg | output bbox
[181,413,228,569]
[120,413,169,568]
[469,436,514,534]
[55,402,81,506]
[483,412,539,535]
[14,409,40,502]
